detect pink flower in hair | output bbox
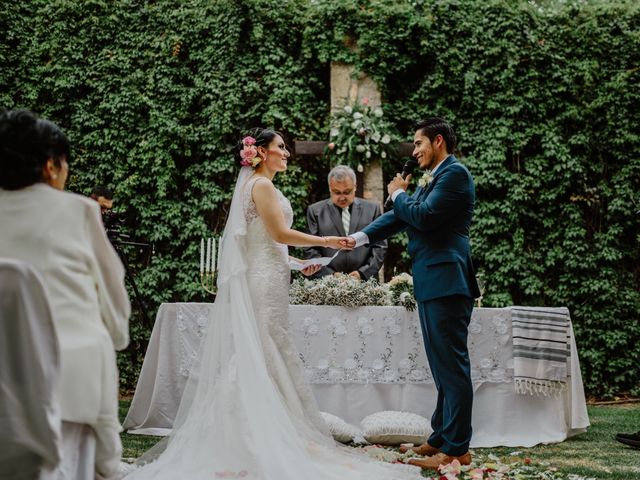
[240,146,256,160]
[239,135,261,167]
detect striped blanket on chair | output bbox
[511,306,570,396]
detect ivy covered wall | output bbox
[2,0,638,397]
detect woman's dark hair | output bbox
[0,109,71,190]
[233,127,280,167]
[412,117,456,154]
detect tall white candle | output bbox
[200,238,205,274]
[206,238,212,274]
[211,237,216,272]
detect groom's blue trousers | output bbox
[417,294,474,456]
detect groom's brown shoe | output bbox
[398,442,440,456]
[407,451,472,470]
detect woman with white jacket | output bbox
[0,109,131,479]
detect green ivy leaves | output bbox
[2,0,638,397]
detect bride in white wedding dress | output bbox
[126,128,422,480]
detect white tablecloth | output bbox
[123,304,589,447]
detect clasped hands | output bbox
[324,235,358,251]
[323,235,350,251]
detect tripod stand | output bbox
[112,240,153,328]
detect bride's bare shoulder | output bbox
[250,176,278,203]
[251,175,273,187]
[250,176,275,192]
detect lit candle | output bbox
[211,237,216,272]
[206,237,212,274]
[200,238,205,274]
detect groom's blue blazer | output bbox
[363,155,480,302]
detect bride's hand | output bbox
[323,236,351,250]
[301,264,322,276]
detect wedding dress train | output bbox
[126,168,422,480]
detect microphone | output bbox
[384,158,418,209]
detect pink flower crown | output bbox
[239,136,262,167]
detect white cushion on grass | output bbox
[361,411,431,445]
[320,412,362,444]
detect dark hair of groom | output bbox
[413,117,457,154]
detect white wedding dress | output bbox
[126,168,422,480]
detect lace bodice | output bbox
[243,175,293,226]
[242,175,292,287]
[241,176,329,431]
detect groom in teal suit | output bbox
[345,117,480,469]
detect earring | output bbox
[51,174,58,180]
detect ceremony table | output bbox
[123,303,589,447]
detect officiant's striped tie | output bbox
[342,207,350,235]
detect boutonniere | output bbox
[417,171,433,188]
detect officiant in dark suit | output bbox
[305,165,386,280]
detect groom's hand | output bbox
[388,173,411,196]
[340,237,356,249]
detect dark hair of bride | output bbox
[233,127,280,167]
[0,109,71,190]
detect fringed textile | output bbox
[511,307,570,397]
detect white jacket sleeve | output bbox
[86,202,131,350]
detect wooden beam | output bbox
[292,140,326,156]
[293,140,414,158]
[398,142,413,157]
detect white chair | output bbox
[0,258,62,480]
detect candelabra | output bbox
[475,274,485,308]
[200,237,217,295]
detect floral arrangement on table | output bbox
[386,273,417,311]
[289,273,416,310]
[290,274,389,308]
[324,100,399,172]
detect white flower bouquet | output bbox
[387,273,417,311]
[289,273,417,310]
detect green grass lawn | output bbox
[119,401,640,479]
